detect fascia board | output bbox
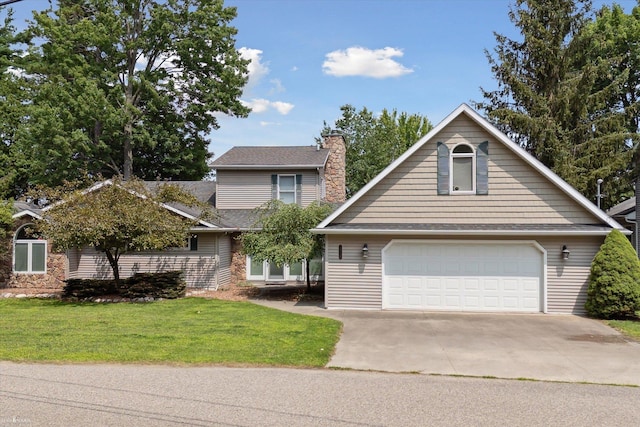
[317,103,626,232]
[311,227,626,236]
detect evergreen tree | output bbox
[477,0,633,208]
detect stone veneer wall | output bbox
[322,131,346,203]
[0,218,66,290]
[229,233,246,284]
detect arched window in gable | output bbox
[13,224,47,274]
[450,144,475,193]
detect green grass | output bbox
[0,298,342,366]
[609,318,640,341]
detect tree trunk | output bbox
[123,121,133,180]
[104,249,121,287]
[305,258,311,291]
[632,172,640,258]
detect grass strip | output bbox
[0,298,342,367]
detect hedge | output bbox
[63,271,186,300]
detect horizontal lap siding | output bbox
[326,235,388,309]
[218,233,231,287]
[539,236,603,314]
[335,115,596,225]
[216,170,319,209]
[326,235,604,314]
[73,234,219,289]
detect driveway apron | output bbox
[252,300,640,386]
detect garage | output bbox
[382,240,544,312]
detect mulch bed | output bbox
[1,283,324,303]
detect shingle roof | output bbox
[143,181,215,205]
[211,146,329,169]
[216,209,260,229]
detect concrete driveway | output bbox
[253,300,640,386]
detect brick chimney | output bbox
[322,130,346,203]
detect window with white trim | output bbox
[13,224,47,274]
[278,175,296,204]
[450,144,475,193]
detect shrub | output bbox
[121,271,186,299]
[586,229,640,319]
[63,271,186,300]
[62,279,118,298]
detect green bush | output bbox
[63,271,186,300]
[62,278,118,298]
[586,229,640,319]
[121,271,186,299]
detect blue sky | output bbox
[5,0,638,159]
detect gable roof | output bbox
[607,197,635,217]
[211,146,329,169]
[316,103,626,232]
[11,201,43,220]
[41,179,218,228]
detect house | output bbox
[2,132,346,291]
[313,104,628,314]
[607,197,638,254]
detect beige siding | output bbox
[540,235,603,314]
[216,170,320,209]
[325,234,604,314]
[72,233,220,289]
[218,233,231,286]
[325,235,386,309]
[335,115,597,225]
[66,248,80,279]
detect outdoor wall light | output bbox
[562,245,570,260]
[362,243,369,258]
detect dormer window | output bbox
[437,141,489,196]
[451,144,475,193]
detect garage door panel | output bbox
[383,242,542,312]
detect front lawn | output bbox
[0,298,342,366]
[609,318,640,341]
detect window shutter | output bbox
[476,141,489,195]
[437,142,450,195]
[295,174,302,206]
[271,174,278,199]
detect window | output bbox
[245,256,323,281]
[271,174,302,205]
[437,141,489,195]
[450,144,475,193]
[278,175,296,203]
[13,224,47,274]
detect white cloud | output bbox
[271,101,294,115]
[269,78,285,94]
[322,46,413,78]
[291,66,298,72]
[242,98,294,115]
[260,121,280,127]
[239,47,269,90]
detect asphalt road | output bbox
[1,363,639,426]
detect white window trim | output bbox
[13,239,47,274]
[278,174,296,204]
[245,255,323,282]
[450,143,476,194]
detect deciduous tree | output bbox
[35,178,210,286]
[321,105,432,197]
[17,0,249,185]
[240,200,334,290]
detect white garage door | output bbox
[382,241,543,312]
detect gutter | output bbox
[311,228,627,236]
